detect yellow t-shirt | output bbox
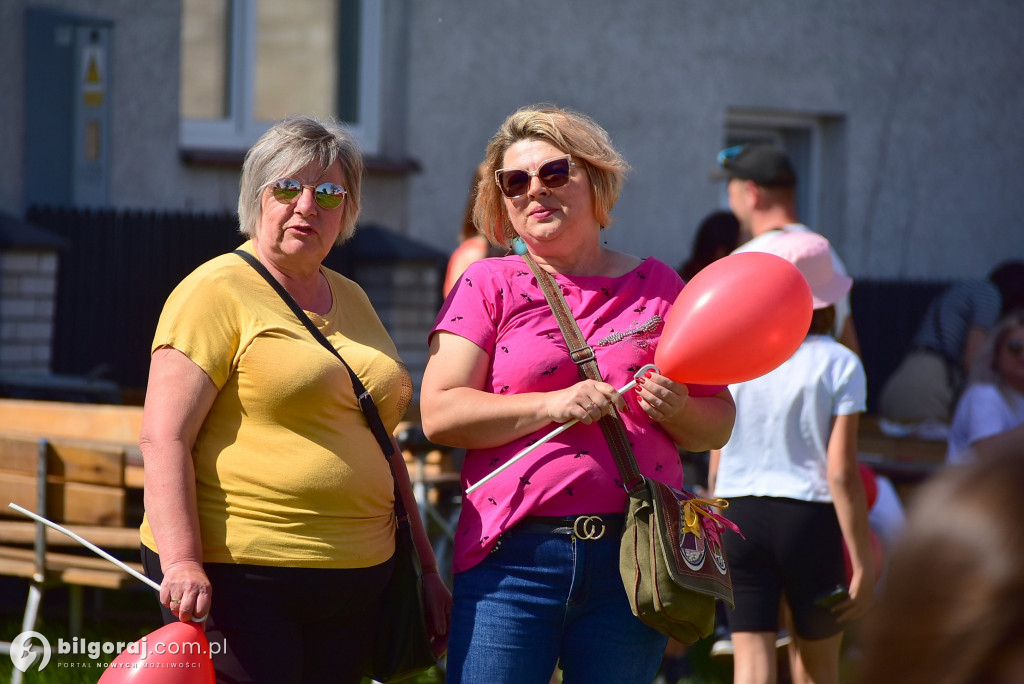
[140,242,412,568]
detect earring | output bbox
[512,236,528,255]
[601,226,608,245]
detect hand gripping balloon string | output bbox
[8,502,208,622]
[465,364,659,495]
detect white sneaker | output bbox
[710,638,734,657]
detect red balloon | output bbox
[655,252,813,385]
[98,621,215,683]
[859,463,879,509]
[844,530,884,584]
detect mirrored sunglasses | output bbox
[494,155,573,199]
[269,178,347,210]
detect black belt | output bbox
[518,514,624,540]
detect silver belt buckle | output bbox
[572,515,606,540]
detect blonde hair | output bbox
[473,104,630,249]
[237,115,364,244]
[459,162,489,243]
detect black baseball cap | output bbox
[709,144,797,187]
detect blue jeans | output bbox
[446,526,668,684]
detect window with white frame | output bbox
[179,0,381,154]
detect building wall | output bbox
[0,251,56,373]
[1,0,1021,286]
[359,262,442,401]
[0,0,408,236]
[402,0,1024,279]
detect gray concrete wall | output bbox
[2,0,1021,282]
[403,0,1024,279]
[0,0,187,211]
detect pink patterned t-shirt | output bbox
[432,255,721,573]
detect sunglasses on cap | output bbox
[494,155,573,199]
[717,145,743,169]
[268,178,347,210]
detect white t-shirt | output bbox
[947,383,1024,464]
[733,223,852,340]
[715,335,867,502]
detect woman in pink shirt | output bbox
[420,104,736,684]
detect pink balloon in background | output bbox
[98,621,215,683]
[859,463,879,509]
[655,252,813,385]
[844,530,885,584]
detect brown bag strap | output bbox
[522,253,645,493]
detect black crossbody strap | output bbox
[522,253,644,493]
[233,249,410,518]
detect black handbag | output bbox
[235,250,435,681]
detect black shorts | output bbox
[722,496,846,640]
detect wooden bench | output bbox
[0,399,145,658]
[857,415,946,503]
[0,398,144,487]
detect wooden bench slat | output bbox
[60,568,139,590]
[0,433,126,486]
[0,472,126,526]
[0,521,140,548]
[0,399,143,444]
[125,464,145,489]
[858,415,948,465]
[857,435,947,464]
[0,546,142,589]
[0,399,148,636]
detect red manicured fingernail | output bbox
[645,370,655,379]
[634,385,643,393]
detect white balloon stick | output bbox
[9,502,161,591]
[465,364,659,494]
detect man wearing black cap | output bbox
[710,143,861,354]
[707,143,864,677]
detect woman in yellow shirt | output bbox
[138,115,450,683]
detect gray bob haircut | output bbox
[237,115,364,244]
[474,104,630,249]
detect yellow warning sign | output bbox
[86,56,100,84]
[82,45,104,108]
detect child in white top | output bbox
[710,231,875,684]
[947,310,1024,464]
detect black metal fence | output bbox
[27,207,243,402]
[17,206,950,411]
[850,278,949,413]
[26,207,447,403]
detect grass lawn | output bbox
[0,581,447,684]
[0,581,157,683]
[0,579,771,684]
